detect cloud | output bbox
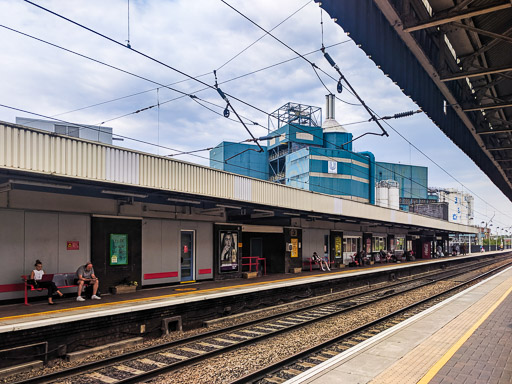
[0,0,510,226]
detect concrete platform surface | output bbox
[0,252,505,334]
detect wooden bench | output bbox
[303,257,334,271]
[21,273,78,306]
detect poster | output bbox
[110,234,128,265]
[291,238,298,258]
[219,231,238,272]
[334,236,342,258]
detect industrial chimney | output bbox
[322,94,347,133]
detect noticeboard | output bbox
[110,234,128,265]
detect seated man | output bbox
[75,262,101,301]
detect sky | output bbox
[0,0,510,234]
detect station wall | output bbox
[302,228,329,261]
[0,209,90,300]
[0,189,217,301]
[142,219,213,285]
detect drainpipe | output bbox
[358,151,375,205]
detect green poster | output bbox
[110,234,128,265]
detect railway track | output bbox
[232,261,512,384]
[13,257,511,384]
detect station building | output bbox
[0,120,477,302]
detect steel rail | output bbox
[230,261,512,384]
[13,256,508,384]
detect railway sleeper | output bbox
[262,377,287,384]
[283,368,303,376]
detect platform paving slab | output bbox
[428,287,512,384]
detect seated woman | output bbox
[29,259,63,305]
[312,252,330,271]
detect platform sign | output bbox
[219,231,239,272]
[66,241,79,250]
[110,234,128,265]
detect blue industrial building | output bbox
[210,142,268,180]
[209,96,428,209]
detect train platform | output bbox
[0,251,504,335]
[285,259,512,383]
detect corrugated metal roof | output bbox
[0,121,477,233]
[317,0,512,201]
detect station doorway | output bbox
[180,230,195,282]
[241,225,285,274]
[91,217,142,293]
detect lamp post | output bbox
[480,214,495,252]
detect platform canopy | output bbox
[317,0,512,201]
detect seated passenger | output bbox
[356,250,367,266]
[29,259,64,305]
[75,262,101,301]
[312,252,330,271]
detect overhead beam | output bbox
[452,0,477,13]
[461,26,512,64]
[403,2,512,32]
[488,147,512,151]
[441,64,512,82]
[464,101,512,112]
[490,117,512,127]
[477,128,512,135]
[452,22,512,45]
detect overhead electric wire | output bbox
[216,0,312,72]
[369,107,510,224]
[22,0,361,128]
[219,1,378,112]
[2,101,497,224]
[17,1,500,223]
[57,40,350,118]
[0,24,267,130]
[0,103,271,178]
[2,20,351,124]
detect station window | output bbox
[372,236,386,251]
[396,237,405,251]
[343,237,359,263]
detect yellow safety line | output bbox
[0,259,450,321]
[418,283,512,384]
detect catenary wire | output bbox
[16,2,500,223]
[22,0,361,126]
[370,107,509,224]
[216,0,312,72]
[0,24,266,130]
[1,101,498,224]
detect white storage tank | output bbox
[376,181,389,208]
[388,180,400,210]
